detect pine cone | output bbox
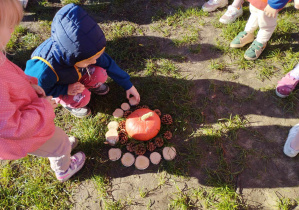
[126,142,135,152]
[161,114,173,125]
[119,130,128,144]
[155,137,164,147]
[163,131,172,140]
[123,110,132,118]
[118,120,126,130]
[134,144,146,155]
[147,142,156,152]
[154,109,161,117]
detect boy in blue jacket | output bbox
[25,4,140,117]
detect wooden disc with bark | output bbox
[108,148,122,161]
[162,147,176,161]
[105,129,119,146]
[121,103,130,111]
[107,121,119,130]
[135,155,150,170]
[113,108,124,118]
[121,152,135,167]
[150,152,162,165]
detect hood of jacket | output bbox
[50,3,106,66]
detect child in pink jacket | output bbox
[0,0,85,182]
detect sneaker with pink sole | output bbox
[276,72,299,98]
[202,0,228,12]
[56,152,86,182]
[219,5,243,24]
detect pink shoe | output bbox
[276,73,299,98]
[55,152,86,182]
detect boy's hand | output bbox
[126,86,140,103]
[68,82,85,95]
[43,96,57,109]
[295,0,299,9]
[31,84,46,97]
[264,5,278,17]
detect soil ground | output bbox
[7,0,299,209]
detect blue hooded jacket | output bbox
[25,4,132,97]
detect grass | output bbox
[1,0,299,209]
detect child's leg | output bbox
[55,89,91,109]
[80,66,108,89]
[30,126,86,182]
[255,10,278,44]
[231,0,243,9]
[244,4,259,34]
[30,126,71,173]
[230,4,257,48]
[80,66,109,95]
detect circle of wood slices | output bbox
[150,152,162,165]
[107,121,119,130]
[105,129,119,146]
[135,155,150,170]
[129,97,139,106]
[113,108,124,118]
[109,148,122,161]
[121,103,130,111]
[162,147,176,161]
[121,152,135,167]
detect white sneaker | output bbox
[62,105,91,118]
[202,0,228,12]
[219,6,243,24]
[283,124,299,157]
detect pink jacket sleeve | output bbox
[0,85,55,160]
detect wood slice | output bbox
[121,152,135,167]
[129,97,139,106]
[135,155,150,170]
[121,103,130,111]
[107,121,119,130]
[150,152,162,165]
[105,129,119,146]
[113,108,124,118]
[108,148,122,161]
[162,147,176,161]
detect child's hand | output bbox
[126,86,140,103]
[43,96,57,109]
[295,0,299,9]
[264,5,278,17]
[68,82,85,95]
[31,84,46,97]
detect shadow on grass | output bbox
[68,77,299,191]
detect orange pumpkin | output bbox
[125,108,161,141]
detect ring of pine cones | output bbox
[117,106,173,154]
